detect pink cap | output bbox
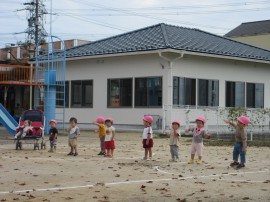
[237,115,250,125]
[50,119,57,124]
[105,117,113,124]
[143,115,153,123]
[172,120,181,126]
[196,116,206,123]
[96,116,105,123]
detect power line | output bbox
[67,0,228,30]
[54,7,270,16]
[54,0,270,10]
[61,12,129,31]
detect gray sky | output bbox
[0,0,269,48]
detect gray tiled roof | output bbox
[66,23,270,62]
[225,20,270,37]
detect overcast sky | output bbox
[0,0,269,48]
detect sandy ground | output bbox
[0,128,270,202]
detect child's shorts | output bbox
[68,138,77,147]
[143,139,153,148]
[104,140,115,150]
[50,140,57,146]
[191,142,203,156]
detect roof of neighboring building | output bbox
[224,20,270,37]
[66,23,270,62]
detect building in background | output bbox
[224,20,270,50]
[0,39,89,65]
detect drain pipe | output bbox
[158,51,184,131]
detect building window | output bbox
[71,80,93,107]
[56,81,69,108]
[246,83,264,108]
[107,78,132,107]
[226,81,245,107]
[173,77,196,106]
[135,77,162,107]
[198,79,219,107]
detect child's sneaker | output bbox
[67,152,74,156]
[230,161,239,167]
[188,159,194,164]
[74,152,78,156]
[98,151,103,155]
[236,163,245,169]
[197,159,203,165]
[142,157,147,160]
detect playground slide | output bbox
[0,103,17,136]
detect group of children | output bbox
[44,113,251,169]
[92,116,115,158]
[149,114,250,169]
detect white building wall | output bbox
[171,55,270,130]
[65,54,167,126]
[63,52,270,129]
[173,55,270,108]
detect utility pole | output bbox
[23,0,47,47]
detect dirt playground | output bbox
[0,128,270,202]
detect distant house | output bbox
[224,20,270,50]
[0,39,89,65]
[61,23,270,130]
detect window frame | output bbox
[134,76,163,108]
[246,82,264,108]
[107,78,133,108]
[71,80,93,108]
[56,81,69,108]
[197,78,219,107]
[173,76,196,107]
[225,80,245,108]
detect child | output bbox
[104,118,115,158]
[67,117,80,156]
[14,120,32,139]
[92,116,106,155]
[185,116,211,165]
[224,115,250,169]
[48,119,58,153]
[164,120,181,162]
[142,115,154,160]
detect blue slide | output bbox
[0,103,17,136]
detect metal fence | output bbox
[163,105,270,139]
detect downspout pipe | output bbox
[158,51,184,131]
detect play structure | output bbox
[0,103,17,135]
[15,109,46,150]
[0,36,66,145]
[34,35,66,133]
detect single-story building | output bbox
[60,23,270,132]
